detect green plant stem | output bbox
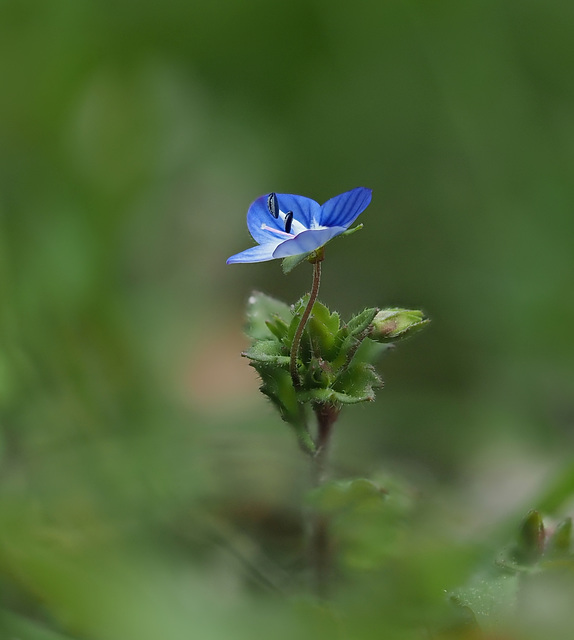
[290,259,322,389]
[310,402,340,598]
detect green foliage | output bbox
[308,476,413,571]
[246,292,292,341]
[244,293,421,422]
[451,510,574,634]
[243,340,291,365]
[2,1,574,638]
[0,609,75,640]
[242,292,428,464]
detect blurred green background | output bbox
[1,0,574,638]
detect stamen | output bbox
[267,192,279,219]
[284,211,293,234]
[261,224,293,238]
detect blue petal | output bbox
[319,187,372,228]
[226,242,280,264]
[246,193,321,243]
[272,227,347,259]
[246,195,285,244]
[275,193,320,228]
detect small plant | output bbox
[228,188,429,594]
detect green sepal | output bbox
[245,291,291,340]
[339,223,363,238]
[345,307,378,337]
[281,252,312,274]
[243,340,290,365]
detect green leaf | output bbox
[299,376,380,405]
[331,333,357,368]
[307,473,412,571]
[352,338,390,365]
[451,573,519,627]
[243,340,290,364]
[333,361,383,403]
[265,314,289,341]
[285,294,309,348]
[307,301,340,359]
[292,293,310,316]
[308,478,387,512]
[245,291,291,340]
[257,366,316,453]
[311,301,340,334]
[0,608,77,640]
[298,358,384,405]
[308,316,336,360]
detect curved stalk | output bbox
[289,259,322,389]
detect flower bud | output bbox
[514,509,545,565]
[370,308,429,343]
[548,517,572,557]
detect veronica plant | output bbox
[227,187,429,593]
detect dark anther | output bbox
[284,211,293,234]
[267,192,279,218]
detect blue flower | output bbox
[226,187,372,264]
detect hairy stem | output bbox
[290,258,322,388]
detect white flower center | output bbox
[261,209,326,238]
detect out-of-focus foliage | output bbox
[1,0,574,638]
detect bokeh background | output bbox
[1,0,574,638]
